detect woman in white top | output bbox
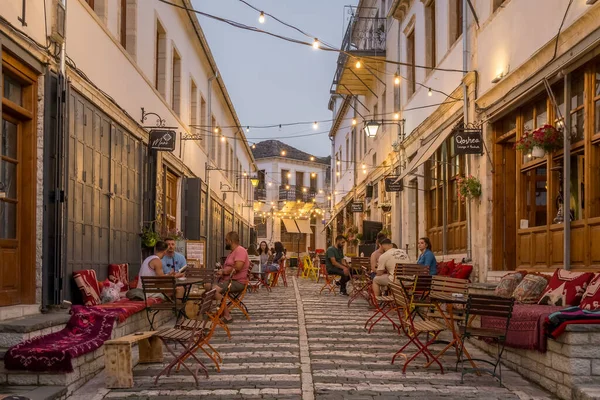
[138,241,185,298]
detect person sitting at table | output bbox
[264,241,285,274]
[370,232,388,278]
[207,231,250,323]
[417,237,437,275]
[258,241,271,271]
[138,241,185,298]
[162,238,187,275]
[372,239,410,296]
[325,235,351,296]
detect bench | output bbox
[104,331,163,388]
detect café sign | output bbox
[149,129,176,151]
[453,124,483,155]
[384,177,403,192]
[351,202,364,213]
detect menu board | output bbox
[186,240,206,267]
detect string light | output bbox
[246,126,250,133]
[352,118,357,126]
[355,59,361,69]
[286,185,290,189]
[243,172,247,176]
[258,11,265,23]
[336,161,340,166]
[319,189,323,194]
[394,113,400,120]
[311,173,316,177]
[313,121,318,130]
[362,169,367,174]
[361,163,366,169]
[252,143,256,149]
[302,187,307,193]
[428,88,433,96]
[327,196,331,200]
[310,156,315,161]
[220,135,226,142]
[312,38,320,49]
[268,182,272,186]
[214,127,220,134]
[394,73,400,85]
[336,172,340,176]
[287,172,291,178]
[281,150,287,156]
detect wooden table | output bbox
[176,277,205,319]
[105,331,162,388]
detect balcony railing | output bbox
[331,16,387,94]
[254,187,267,202]
[279,185,317,202]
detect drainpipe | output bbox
[463,0,472,262]
[232,129,237,234]
[205,71,218,266]
[563,75,571,270]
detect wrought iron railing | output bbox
[278,185,317,202]
[331,16,387,93]
[254,187,267,201]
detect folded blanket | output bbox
[4,306,118,372]
[91,297,162,323]
[545,306,600,339]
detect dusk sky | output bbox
[191,0,358,157]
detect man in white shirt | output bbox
[372,239,410,296]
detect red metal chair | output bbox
[270,259,288,287]
[319,265,340,295]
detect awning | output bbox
[282,218,300,234]
[296,219,313,234]
[394,123,455,183]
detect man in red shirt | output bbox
[212,231,249,323]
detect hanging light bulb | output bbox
[281,150,287,156]
[327,195,331,200]
[313,121,318,130]
[355,59,361,69]
[428,88,433,97]
[352,118,357,126]
[312,38,320,49]
[214,126,220,134]
[243,172,247,177]
[268,182,272,187]
[246,126,250,133]
[251,143,256,149]
[319,189,323,194]
[302,187,307,193]
[394,73,400,85]
[258,11,265,24]
[287,172,291,178]
[361,163,366,169]
[336,161,340,166]
[286,185,290,190]
[311,173,316,177]
[271,201,274,206]
[394,113,400,120]
[310,156,315,161]
[336,172,340,177]
[220,135,225,142]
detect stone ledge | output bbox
[0,311,70,334]
[565,324,600,333]
[0,385,67,400]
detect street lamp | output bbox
[364,120,381,138]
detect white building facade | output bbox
[0,0,255,319]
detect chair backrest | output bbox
[197,288,216,317]
[430,275,469,297]
[388,281,411,313]
[318,254,326,266]
[141,276,177,303]
[395,263,429,277]
[186,267,215,281]
[303,255,313,268]
[351,257,370,269]
[465,294,515,332]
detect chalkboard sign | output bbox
[454,129,483,155]
[186,239,205,267]
[385,177,403,192]
[351,202,364,212]
[149,129,176,151]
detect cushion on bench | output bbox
[580,273,600,310]
[538,269,594,307]
[108,264,130,294]
[73,270,102,306]
[90,298,163,323]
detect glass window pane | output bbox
[553,84,565,119]
[571,108,585,142]
[596,100,600,135]
[571,71,585,109]
[0,201,17,239]
[595,65,600,97]
[2,119,18,159]
[0,160,17,200]
[536,99,547,128]
[3,74,23,106]
[451,180,458,222]
[523,107,534,132]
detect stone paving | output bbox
[70,275,557,400]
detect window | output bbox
[493,0,506,12]
[155,20,167,98]
[281,169,289,186]
[165,170,178,231]
[190,80,198,127]
[225,143,230,181]
[199,96,206,149]
[257,170,266,188]
[406,30,416,97]
[216,127,222,168]
[310,173,317,192]
[345,136,350,170]
[382,90,387,123]
[363,126,367,157]
[373,182,379,200]
[296,171,304,190]
[372,152,377,168]
[570,70,585,143]
[449,0,463,45]
[171,47,181,115]
[425,1,436,69]
[229,147,234,181]
[210,116,216,162]
[120,0,136,57]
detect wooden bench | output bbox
[104,331,163,388]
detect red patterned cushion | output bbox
[130,275,139,290]
[580,274,600,310]
[438,260,456,276]
[538,269,594,307]
[450,263,472,280]
[494,272,524,298]
[108,263,130,293]
[73,270,102,306]
[513,274,549,304]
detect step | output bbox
[0,311,71,355]
[0,385,67,400]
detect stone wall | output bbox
[473,324,600,400]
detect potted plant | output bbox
[515,131,534,153]
[140,224,161,248]
[379,228,391,238]
[531,124,563,157]
[379,202,392,213]
[457,175,482,202]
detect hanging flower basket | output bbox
[531,124,563,153]
[457,175,482,202]
[379,203,392,213]
[140,224,161,248]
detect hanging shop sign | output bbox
[351,202,364,213]
[149,129,176,151]
[453,123,483,155]
[385,177,403,192]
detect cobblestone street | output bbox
[71,276,556,400]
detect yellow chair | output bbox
[302,255,319,281]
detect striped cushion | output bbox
[73,269,102,306]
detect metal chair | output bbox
[459,294,515,385]
[318,264,340,295]
[141,276,184,329]
[347,258,372,306]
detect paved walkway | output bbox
[70,275,556,400]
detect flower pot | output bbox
[381,205,392,213]
[532,146,545,158]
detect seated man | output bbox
[137,240,185,298]
[372,239,410,296]
[325,235,350,296]
[206,231,249,323]
[162,238,187,274]
[370,232,388,278]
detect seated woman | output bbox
[417,237,437,275]
[257,241,271,273]
[265,242,286,275]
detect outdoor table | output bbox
[426,293,477,370]
[176,277,204,318]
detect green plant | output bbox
[356,233,363,242]
[379,228,391,238]
[457,175,482,202]
[515,131,534,152]
[140,224,161,248]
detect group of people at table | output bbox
[135,229,437,322]
[324,233,437,296]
